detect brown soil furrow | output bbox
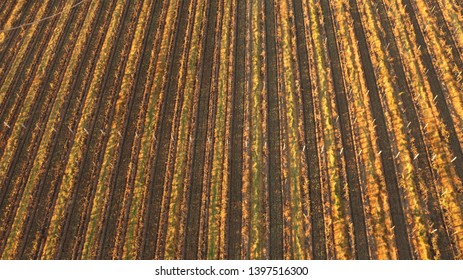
[200,6,225,256]
[376,0,454,259]
[10,1,91,260]
[98,0,165,259]
[349,0,412,259]
[320,0,369,259]
[49,0,119,259]
[432,0,463,65]
[69,0,139,259]
[0,2,17,30]
[264,0,283,260]
[120,0,175,259]
[0,0,66,256]
[140,0,192,260]
[399,0,463,185]
[70,0,144,259]
[119,0,174,259]
[153,0,200,259]
[0,1,41,81]
[291,0,325,260]
[184,0,221,259]
[226,0,246,260]
[0,0,60,156]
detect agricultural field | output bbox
[0,0,462,260]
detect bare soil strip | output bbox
[0,1,41,85]
[140,0,192,260]
[0,0,67,257]
[320,0,369,259]
[401,0,463,185]
[376,0,454,259]
[184,0,220,260]
[99,0,164,260]
[291,0,325,260]
[226,0,246,260]
[264,0,284,260]
[349,0,412,259]
[53,1,121,259]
